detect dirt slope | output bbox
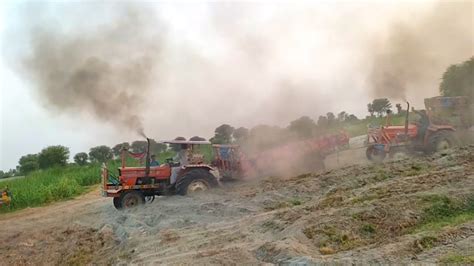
[0,145,473,265]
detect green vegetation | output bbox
[0,164,100,213]
[415,195,474,232]
[418,236,438,249]
[360,224,376,235]
[440,57,473,99]
[440,254,474,264]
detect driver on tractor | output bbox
[170,143,191,185]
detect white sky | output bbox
[0,0,471,171]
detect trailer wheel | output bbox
[176,169,218,196]
[119,191,145,209]
[113,197,122,210]
[366,146,386,163]
[427,130,456,154]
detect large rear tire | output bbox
[366,145,386,163]
[119,191,145,209]
[176,169,218,196]
[427,130,457,154]
[113,197,122,210]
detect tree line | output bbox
[2,57,471,178]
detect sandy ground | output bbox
[0,142,473,265]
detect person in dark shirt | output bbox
[150,154,160,166]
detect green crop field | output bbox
[0,164,101,213]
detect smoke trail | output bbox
[368,1,473,100]
[19,5,164,136]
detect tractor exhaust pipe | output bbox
[405,101,410,136]
[145,138,151,178]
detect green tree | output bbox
[210,124,234,144]
[288,116,316,138]
[370,98,392,117]
[38,146,69,169]
[89,146,113,163]
[18,154,39,174]
[190,136,206,141]
[317,115,328,127]
[112,142,130,157]
[233,127,249,143]
[346,114,359,122]
[367,103,375,117]
[440,57,473,99]
[73,152,89,166]
[149,139,167,155]
[337,111,348,122]
[131,140,148,153]
[395,103,402,114]
[326,112,336,125]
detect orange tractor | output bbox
[365,97,466,162]
[102,139,219,209]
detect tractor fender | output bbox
[183,164,215,171]
[177,165,217,182]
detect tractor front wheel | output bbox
[119,191,145,209]
[176,169,218,196]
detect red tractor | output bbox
[102,139,219,209]
[366,100,459,162]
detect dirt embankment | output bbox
[0,145,473,265]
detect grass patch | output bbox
[289,198,302,206]
[360,224,376,236]
[414,195,474,232]
[440,254,474,264]
[0,164,101,213]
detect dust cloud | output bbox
[6,1,473,140]
[18,4,164,135]
[368,1,473,101]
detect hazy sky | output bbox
[0,0,472,171]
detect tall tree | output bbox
[190,136,206,141]
[233,127,249,143]
[18,154,39,174]
[74,152,89,166]
[89,146,113,163]
[131,140,148,153]
[149,139,167,155]
[337,111,348,122]
[112,142,130,157]
[439,57,473,99]
[326,112,336,125]
[395,103,402,114]
[210,124,234,144]
[367,103,375,117]
[317,115,328,127]
[370,98,392,117]
[346,114,359,122]
[38,145,69,169]
[288,116,316,138]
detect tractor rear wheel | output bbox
[366,145,386,163]
[427,130,456,154]
[176,169,218,196]
[119,191,145,209]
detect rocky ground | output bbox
[0,144,473,265]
